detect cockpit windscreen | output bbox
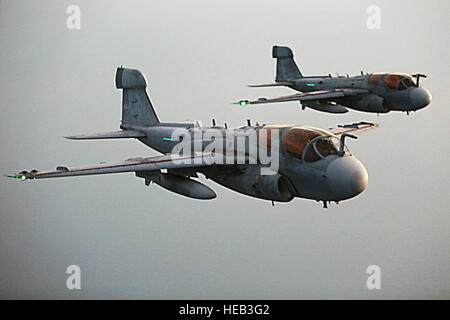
[304,136,342,162]
[370,73,416,91]
[283,127,346,163]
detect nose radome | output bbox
[350,167,368,195]
[326,156,368,200]
[410,88,432,110]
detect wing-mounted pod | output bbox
[136,171,216,200]
[301,101,348,113]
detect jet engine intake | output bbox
[205,169,296,202]
[254,174,296,202]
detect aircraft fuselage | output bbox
[288,73,431,113]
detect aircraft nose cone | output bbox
[410,88,432,110]
[326,156,368,200]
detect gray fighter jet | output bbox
[234,46,431,115]
[6,67,380,208]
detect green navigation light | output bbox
[21,175,26,180]
[162,137,173,141]
[240,101,247,106]
[306,83,316,87]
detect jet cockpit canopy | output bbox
[369,73,416,91]
[282,127,346,162]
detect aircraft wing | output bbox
[5,152,235,181]
[234,88,368,106]
[328,121,380,136]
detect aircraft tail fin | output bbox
[115,67,159,128]
[272,46,303,82]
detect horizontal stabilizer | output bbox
[247,82,294,88]
[65,130,146,140]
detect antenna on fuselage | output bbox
[247,119,251,126]
[212,118,216,126]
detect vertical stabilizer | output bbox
[115,67,159,127]
[272,46,303,81]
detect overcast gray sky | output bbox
[0,0,449,299]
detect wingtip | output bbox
[231,100,249,107]
[5,173,27,180]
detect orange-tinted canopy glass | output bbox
[385,74,407,89]
[283,128,322,159]
[369,73,384,84]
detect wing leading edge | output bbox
[234,88,368,106]
[5,153,218,181]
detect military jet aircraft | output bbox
[6,67,379,208]
[234,46,431,115]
